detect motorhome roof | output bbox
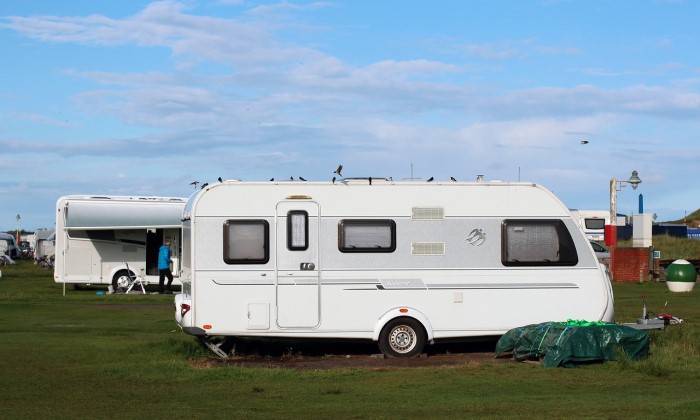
[58,195,186,230]
[60,195,185,202]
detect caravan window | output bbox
[287,211,309,251]
[584,218,606,230]
[223,220,269,264]
[338,220,396,253]
[501,219,578,266]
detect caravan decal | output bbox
[427,282,579,290]
[466,228,486,246]
[377,278,427,290]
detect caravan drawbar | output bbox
[175,179,614,357]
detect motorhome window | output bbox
[287,211,309,251]
[338,220,396,253]
[584,218,606,230]
[501,219,578,266]
[223,220,269,264]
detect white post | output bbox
[609,178,618,280]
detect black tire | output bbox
[112,270,133,292]
[378,317,426,358]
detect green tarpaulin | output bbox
[495,320,650,368]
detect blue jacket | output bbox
[158,245,172,270]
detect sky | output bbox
[1,0,699,232]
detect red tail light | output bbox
[180,303,191,318]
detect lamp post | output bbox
[608,170,642,280]
[16,214,21,245]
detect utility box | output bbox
[633,213,652,248]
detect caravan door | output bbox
[275,201,320,328]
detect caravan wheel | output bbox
[378,317,426,358]
[112,270,132,293]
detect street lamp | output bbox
[609,170,642,280]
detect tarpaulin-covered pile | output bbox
[495,320,650,368]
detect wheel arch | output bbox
[109,264,133,282]
[372,307,434,342]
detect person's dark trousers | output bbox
[159,269,174,293]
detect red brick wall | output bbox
[612,247,650,282]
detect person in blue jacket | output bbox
[158,239,174,294]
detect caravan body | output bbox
[176,180,614,357]
[54,196,186,289]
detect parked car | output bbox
[590,241,610,267]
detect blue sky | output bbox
[2,0,699,231]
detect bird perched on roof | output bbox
[369,177,372,185]
[299,176,307,181]
[332,176,336,183]
[190,180,199,189]
[427,177,434,182]
[200,182,209,189]
[334,164,343,177]
[450,176,457,182]
[218,177,223,182]
[581,140,589,144]
[270,178,275,181]
[290,176,294,181]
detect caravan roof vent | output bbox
[411,242,446,256]
[412,207,444,220]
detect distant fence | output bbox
[617,224,690,240]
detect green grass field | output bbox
[1,261,699,418]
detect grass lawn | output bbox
[1,261,699,418]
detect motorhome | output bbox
[175,179,614,358]
[54,195,186,290]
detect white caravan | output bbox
[175,179,614,357]
[54,195,186,290]
[34,229,56,262]
[569,209,625,242]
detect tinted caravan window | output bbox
[338,220,396,253]
[502,219,578,266]
[287,211,309,251]
[223,220,269,264]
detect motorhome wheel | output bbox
[378,317,426,358]
[112,270,133,292]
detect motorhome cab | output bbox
[176,179,613,358]
[54,195,185,291]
